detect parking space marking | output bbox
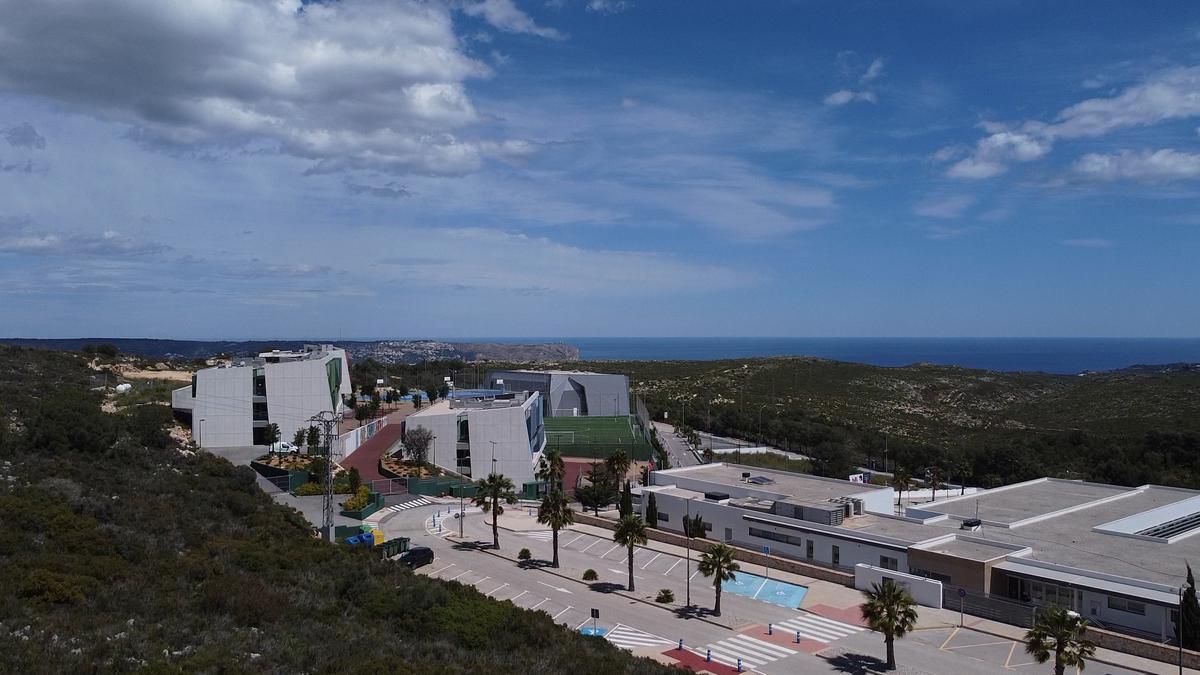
[472,576,491,587]
[531,598,549,610]
[429,563,455,576]
[487,582,510,597]
[510,590,529,603]
[1003,641,1017,668]
[565,534,585,547]
[938,627,960,650]
[640,552,662,569]
[575,618,591,631]
[607,568,645,580]
[552,606,573,620]
[664,559,682,575]
[447,569,472,581]
[579,539,600,553]
[600,544,620,558]
[690,569,702,581]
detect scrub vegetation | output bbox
[0,346,676,674]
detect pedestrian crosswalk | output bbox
[604,624,673,651]
[775,613,864,643]
[380,497,431,514]
[523,530,560,541]
[702,634,796,670]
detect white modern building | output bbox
[643,464,1197,643]
[486,369,629,417]
[403,390,546,486]
[172,344,351,448]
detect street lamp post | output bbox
[198,418,205,448]
[489,440,498,475]
[757,405,767,446]
[1181,584,1186,675]
[685,496,695,607]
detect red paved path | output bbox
[339,421,403,483]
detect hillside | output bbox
[0,345,672,674]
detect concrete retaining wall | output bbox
[573,511,854,586]
[1084,627,1200,670]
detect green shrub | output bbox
[582,569,598,581]
[518,548,531,560]
[342,485,371,511]
[294,482,324,496]
[655,588,674,603]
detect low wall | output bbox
[854,564,943,608]
[338,417,388,460]
[340,492,385,520]
[1084,627,1200,670]
[573,512,854,586]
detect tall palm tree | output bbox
[860,579,919,671]
[612,514,647,592]
[1025,605,1096,675]
[537,489,573,568]
[697,542,740,617]
[473,472,517,549]
[536,447,565,491]
[892,468,912,514]
[605,449,631,485]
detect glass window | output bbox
[1031,582,1044,602]
[806,540,814,560]
[880,556,898,571]
[657,512,668,522]
[832,545,840,566]
[1108,597,1146,615]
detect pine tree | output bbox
[645,492,658,528]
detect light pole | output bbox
[757,405,767,446]
[198,418,205,448]
[1181,584,1186,675]
[489,440,498,475]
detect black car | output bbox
[399,546,434,569]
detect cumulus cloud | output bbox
[914,195,975,219]
[462,0,564,39]
[0,0,541,176]
[3,122,45,149]
[586,0,632,13]
[861,58,885,83]
[943,66,1200,179]
[823,89,877,106]
[343,179,414,199]
[1073,148,1200,181]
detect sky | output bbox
[0,0,1198,339]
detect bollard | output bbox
[795,630,801,644]
[737,657,742,672]
[438,521,443,533]
[705,648,711,663]
[677,639,683,651]
[768,623,773,635]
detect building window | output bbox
[880,556,898,571]
[457,419,470,443]
[724,528,732,542]
[748,527,805,548]
[191,374,197,397]
[253,368,266,397]
[909,566,952,584]
[806,540,814,560]
[252,401,269,422]
[832,545,840,567]
[657,512,669,522]
[1107,597,1146,616]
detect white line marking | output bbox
[751,578,769,600]
[690,569,702,581]
[429,563,455,576]
[575,618,591,630]
[607,568,645,580]
[447,569,472,581]
[600,544,619,558]
[566,533,585,547]
[531,598,548,610]
[487,582,509,596]
[664,559,682,575]
[510,590,528,602]
[641,552,663,569]
[552,605,573,620]
[579,540,599,553]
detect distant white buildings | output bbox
[171,344,352,448]
[403,390,546,486]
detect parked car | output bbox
[272,441,297,454]
[399,546,434,569]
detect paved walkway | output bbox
[339,414,405,483]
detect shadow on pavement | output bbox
[588,582,624,594]
[517,559,554,570]
[819,650,888,674]
[452,541,488,551]
[672,605,718,620]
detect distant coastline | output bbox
[3,336,1199,375]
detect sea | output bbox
[455,337,1200,375]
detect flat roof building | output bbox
[486,369,629,417]
[645,464,1196,643]
[172,344,351,449]
[403,389,546,487]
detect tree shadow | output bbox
[588,582,624,594]
[672,605,718,620]
[451,540,488,551]
[517,559,553,570]
[819,650,889,674]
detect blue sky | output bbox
[0,0,1198,339]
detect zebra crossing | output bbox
[701,634,796,670]
[523,530,557,541]
[775,613,865,643]
[604,624,673,651]
[379,497,432,514]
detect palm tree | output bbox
[697,542,740,617]
[860,579,919,671]
[892,468,912,514]
[1025,605,1096,675]
[606,449,631,485]
[536,447,565,491]
[537,489,573,568]
[473,472,517,549]
[612,514,647,592]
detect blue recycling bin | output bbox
[345,535,361,545]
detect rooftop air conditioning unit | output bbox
[741,472,751,482]
[961,518,982,531]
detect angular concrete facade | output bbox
[485,369,629,417]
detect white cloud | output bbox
[586,0,632,12]
[0,219,170,257]
[861,58,886,83]
[914,195,975,219]
[462,0,565,39]
[1073,148,1200,181]
[823,89,877,106]
[1061,238,1114,248]
[944,66,1200,179]
[0,0,533,176]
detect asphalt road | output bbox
[652,422,700,468]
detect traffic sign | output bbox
[591,608,600,619]
[762,545,770,555]
[958,588,967,598]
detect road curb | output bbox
[468,534,740,633]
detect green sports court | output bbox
[543,415,653,460]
